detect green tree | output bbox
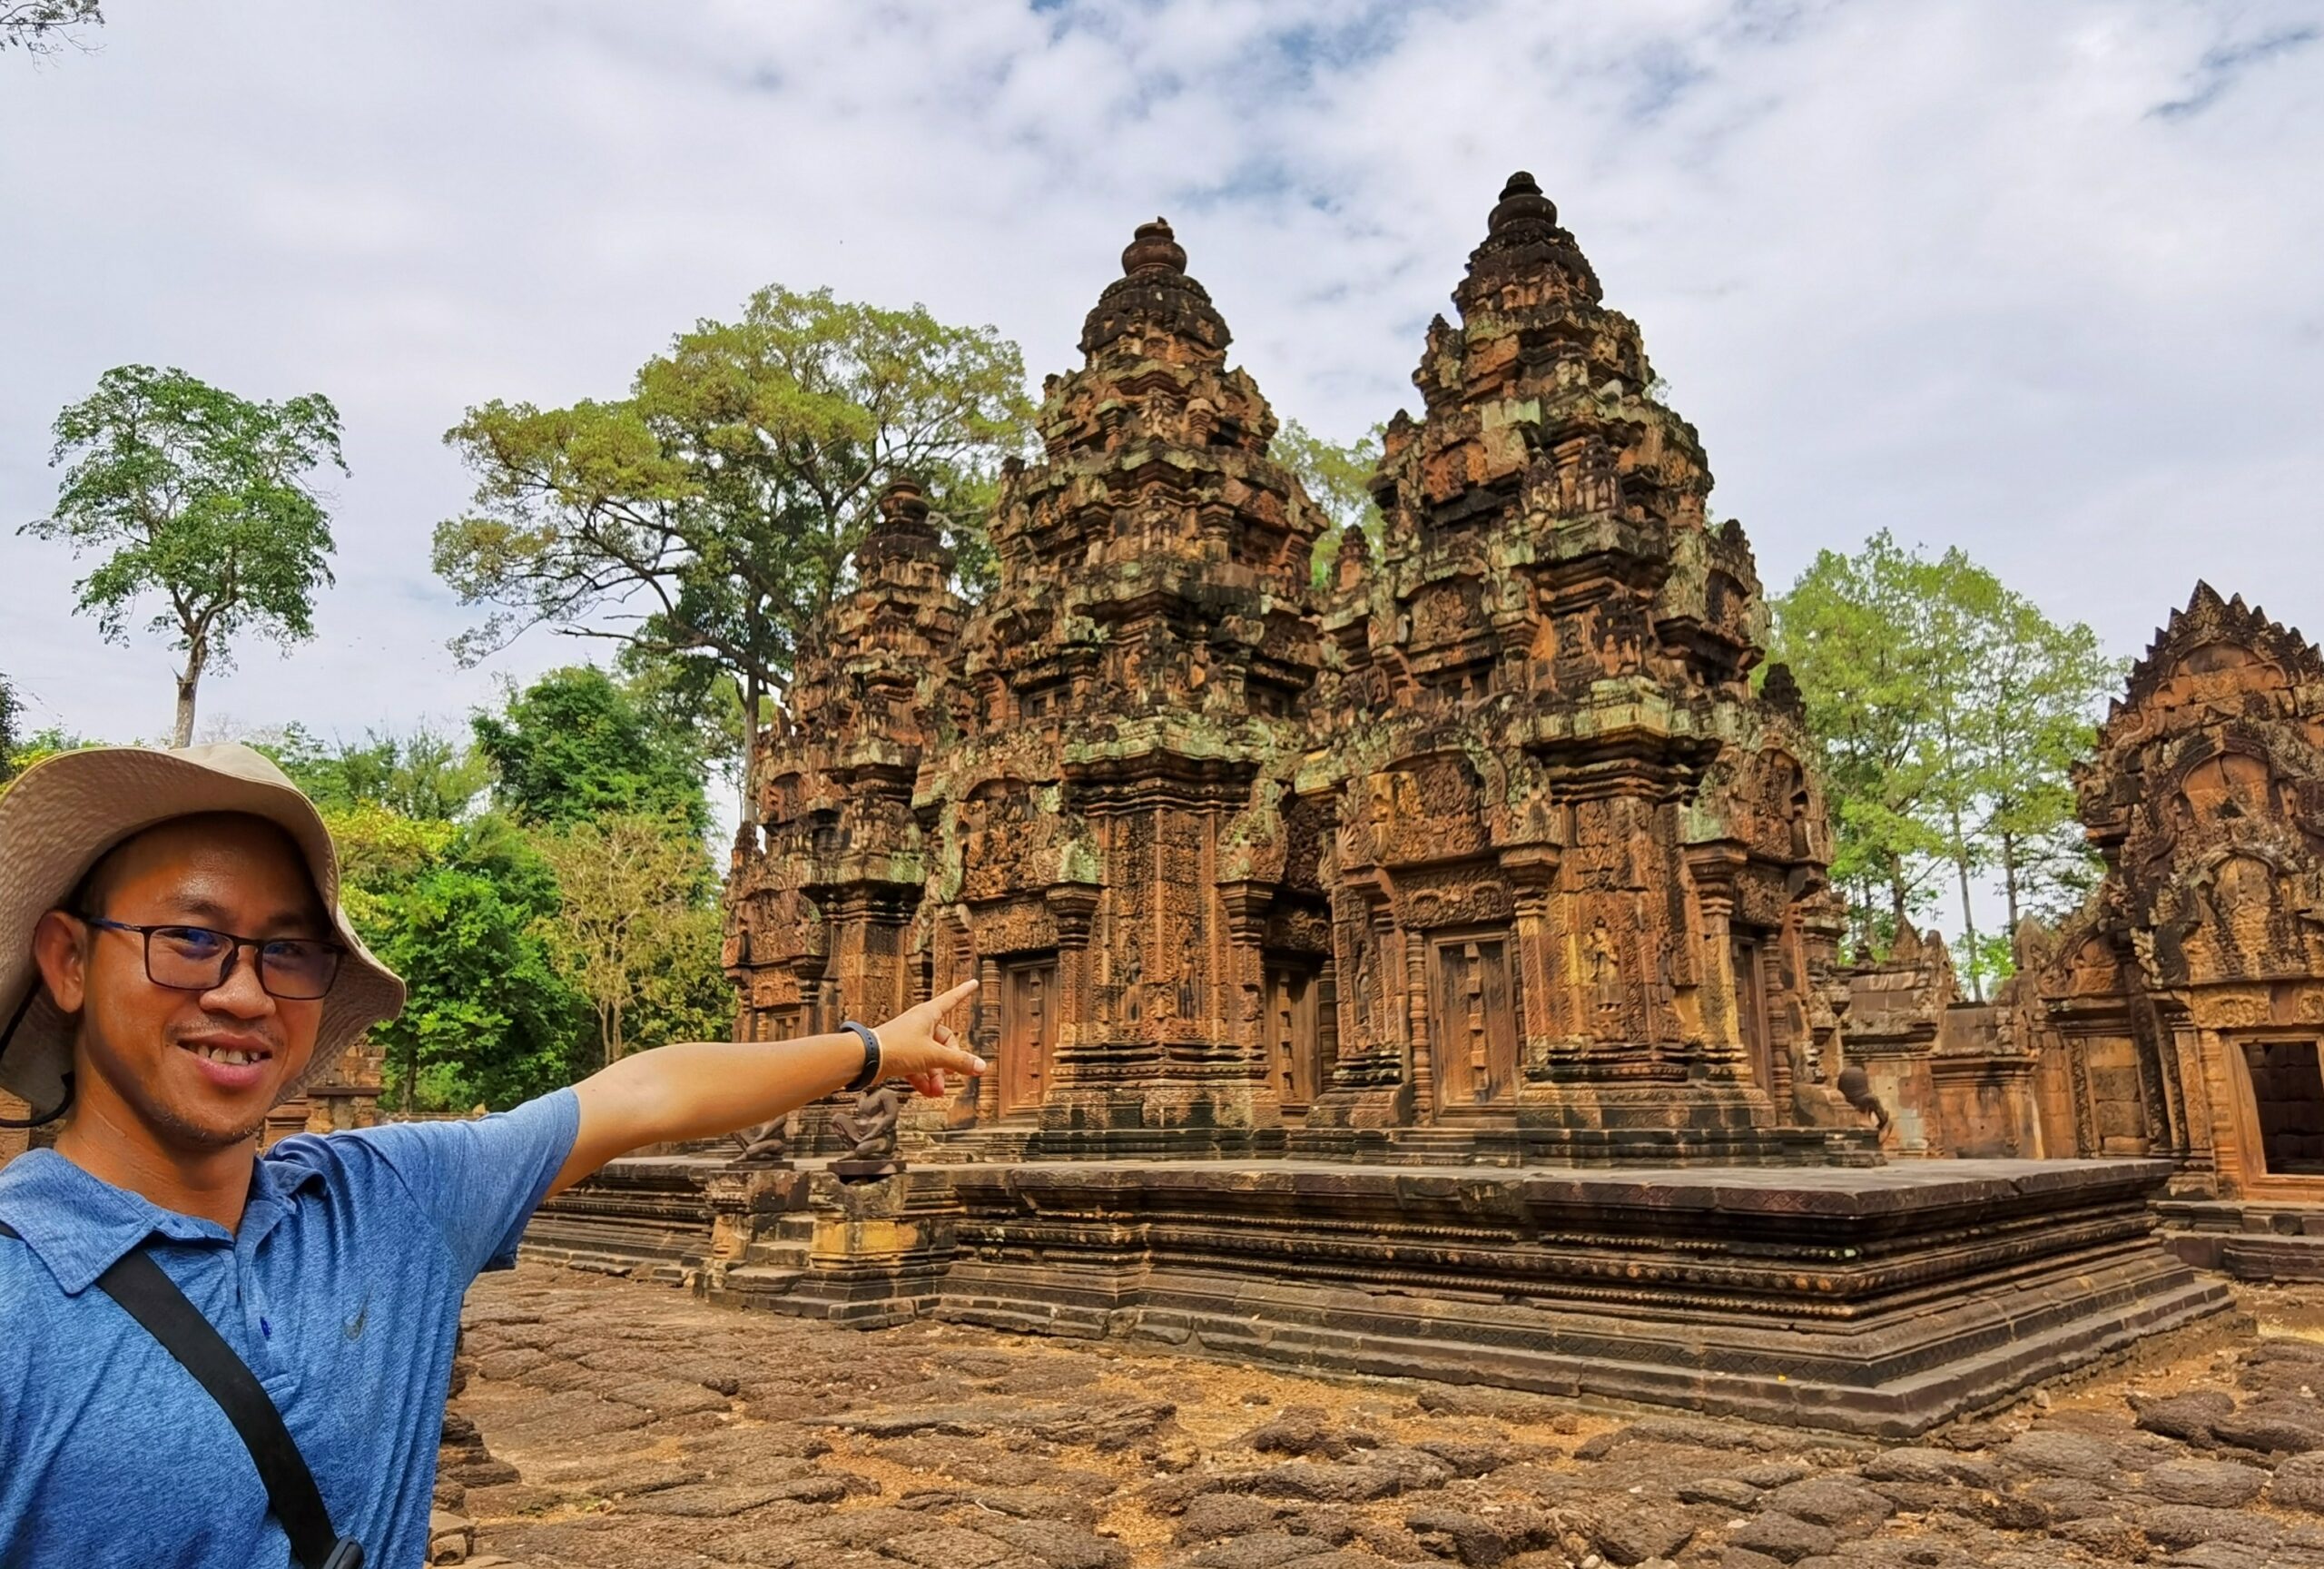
[537,813,726,1069]
[265,723,491,823]
[1970,591,2119,933]
[26,366,345,746]
[472,666,709,837]
[0,675,17,785]
[1772,531,2116,995]
[1,0,101,53]
[436,285,1032,802]
[1272,419,1383,587]
[5,723,98,779]
[327,802,584,1111]
[1769,532,1957,955]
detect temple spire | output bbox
[1079,214,1230,360]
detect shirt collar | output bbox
[0,1147,326,1296]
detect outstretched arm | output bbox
[551,980,984,1196]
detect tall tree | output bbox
[436,285,1032,803]
[537,813,724,1070]
[1272,419,1383,587]
[471,665,709,836]
[1965,584,2120,934]
[1,0,101,53]
[1772,531,2115,994]
[26,366,345,746]
[1768,532,1957,955]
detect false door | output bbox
[1000,958,1058,1117]
[1265,961,1323,1111]
[1429,930,1521,1110]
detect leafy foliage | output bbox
[0,0,101,54]
[1771,531,2121,989]
[4,724,100,780]
[435,286,1033,800]
[25,366,344,745]
[537,813,729,1070]
[1769,532,1955,943]
[472,666,709,837]
[324,803,584,1112]
[1271,419,1383,587]
[261,723,491,823]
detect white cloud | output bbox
[3,0,2319,765]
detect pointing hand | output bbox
[872,980,985,1098]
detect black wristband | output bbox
[840,1020,883,1094]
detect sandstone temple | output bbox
[547,173,2324,1436]
[726,176,1866,1169]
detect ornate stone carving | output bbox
[2018,584,2324,1200]
[724,179,1871,1166]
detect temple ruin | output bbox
[728,177,1870,1166]
[649,175,2235,1433]
[2013,585,2324,1278]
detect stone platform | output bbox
[527,1154,2231,1437]
[2158,1197,2324,1283]
[521,1154,722,1284]
[932,1158,2229,1438]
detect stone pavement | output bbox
[444,1263,2324,1569]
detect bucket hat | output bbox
[0,743,406,1122]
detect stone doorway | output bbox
[1264,960,1324,1112]
[1428,930,1521,1111]
[999,958,1058,1117]
[1730,932,1774,1095]
[2243,1039,2324,1177]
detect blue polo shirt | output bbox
[0,1089,579,1568]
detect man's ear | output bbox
[31,911,89,1015]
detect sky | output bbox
[2,0,2319,784]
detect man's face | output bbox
[33,814,329,1150]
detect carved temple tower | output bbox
[2022,584,2324,1205]
[725,478,967,1060]
[616,175,2246,1420]
[917,219,1332,1155]
[1296,173,1860,1159]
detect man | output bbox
[0,743,983,1566]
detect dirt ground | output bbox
[437,1264,2324,1569]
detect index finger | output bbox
[928,978,980,1017]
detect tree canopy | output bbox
[435,285,1033,799]
[254,676,726,1110]
[329,803,583,1112]
[1769,531,2119,993]
[268,723,492,823]
[1271,419,1383,587]
[537,813,730,1071]
[471,665,709,837]
[0,0,101,53]
[25,365,345,746]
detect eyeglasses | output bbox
[80,916,345,1002]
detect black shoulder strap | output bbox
[0,1220,360,1569]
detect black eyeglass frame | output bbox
[78,915,347,1002]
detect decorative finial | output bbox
[1122,217,1187,277]
[876,474,931,530]
[1488,170,1559,233]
